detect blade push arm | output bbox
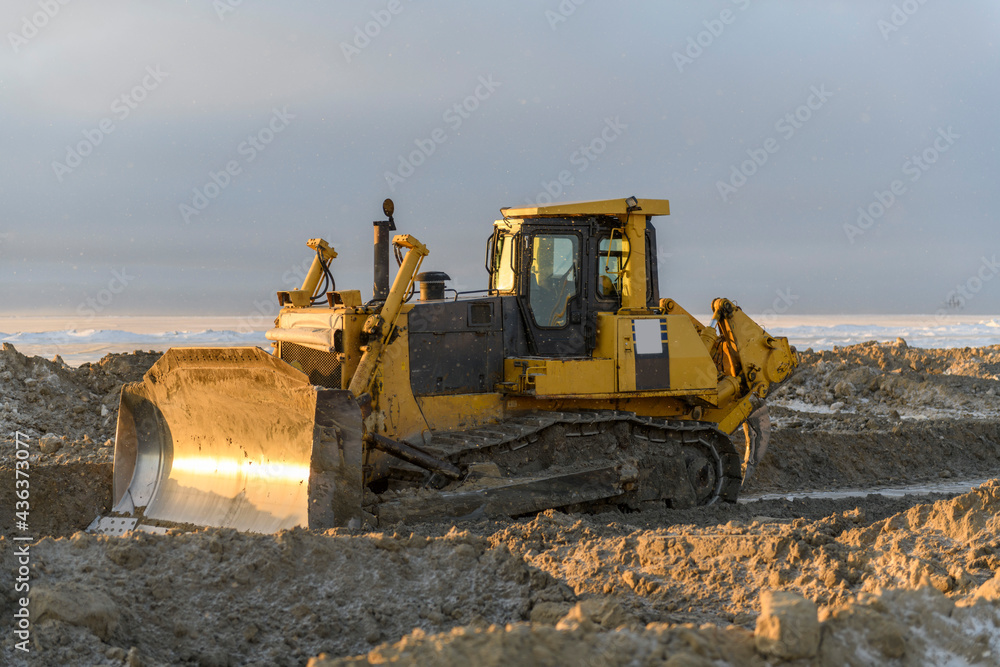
[348,234,428,398]
[709,298,797,433]
[277,238,338,307]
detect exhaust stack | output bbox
[373,198,396,301]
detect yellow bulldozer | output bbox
[91,197,797,535]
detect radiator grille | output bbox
[279,342,342,389]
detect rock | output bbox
[556,597,639,632]
[104,438,115,448]
[82,434,92,444]
[663,653,715,667]
[754,590,820,659]
[39,433,63,453]
[106,647,128,661]
[30,583,119,641]
[830,401,845,412]
[894,337,908,348]
[107,542,147,570]
[834,380,855,399]
[529,601,573,624]
[973,572,1000,602]
[819,604,906,664]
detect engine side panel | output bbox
[408,298,504,396]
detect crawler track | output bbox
[375,412,743,523]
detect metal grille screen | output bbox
[279,342,342,389]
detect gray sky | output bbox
[1,0,998,323]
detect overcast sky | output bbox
[1,1,998,323]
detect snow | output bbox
[1,313,998,366]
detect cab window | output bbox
[529,234,578,327]
[598,237,626,300]
[493,233,516,292]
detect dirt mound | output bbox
[2,343,1000,664]
[0,527,572,666]
[0,344,159,454]
[747,418,1000,495]
[487,483,1000,629]
[316,586,1000,666]
[0,463,111,538]
[771,340,1000,420]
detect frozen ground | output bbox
[2,314,997,366]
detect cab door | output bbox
[520,231,587,357]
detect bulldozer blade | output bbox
[101,347,363,535]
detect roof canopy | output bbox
[501,198,670,219]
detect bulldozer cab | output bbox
[488,207,660,356]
